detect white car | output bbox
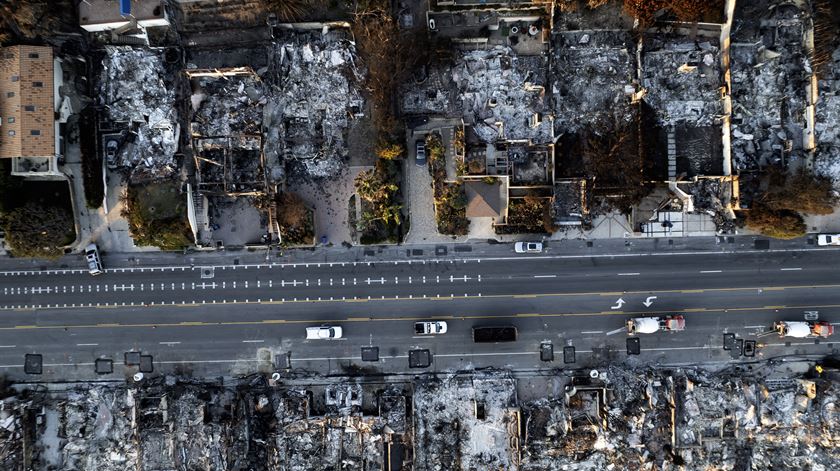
[817,234,840,246]
[84,243,103,276]
[306,326,343,340]
[515,241,543,253]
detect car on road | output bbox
[473,325,517,343]
[415,140,426,167]
[84,243,103,276]
[774,320,833,338]
[306,326,343,340]
[817,234,840,246]
[626,315,685,334]
[515,241,543,253]
[415,321,447,335]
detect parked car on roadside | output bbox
[514,241,543,253]
[85,243,103,276]
[305,326,343,340]
[817,234,840,246]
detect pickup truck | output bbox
[774,321,834,338]
[626,315,685,334]
[473,326,517,343]
[415,321,447,335]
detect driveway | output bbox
[287,166,368,247]
[404,130,460,244]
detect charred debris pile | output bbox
[1,364,839,470]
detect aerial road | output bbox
[0,244,838,380]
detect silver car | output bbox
[84,243,103,275]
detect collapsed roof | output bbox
[455,46,553,144]
[641,36,724,128]
[730,2,813,172]
[263,30,365,180]
[99,46,179,175]
[551,31,636,134]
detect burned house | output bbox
[188,67,268,247]
[815,41,840,187]
[414,375,521,471]
[730,1,815,173]
[98,46,179,178]
[454,46,552,145]
[185,25,365,247]
[264,27,365,180]
[551,30,637,134]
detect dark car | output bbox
[415,140,426,167]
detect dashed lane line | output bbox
[1,302,838,332]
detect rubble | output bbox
[730,1,813,172]
[551,31,636,133]
[405,45,553,145]
[815,44,840,188]
[414,373,520,470]
[263,30,365,180]
[0,365,839,470]
[641,35,724,128]
[454,46,553,144]
[98,46,179,176]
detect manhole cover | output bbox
[626,338,641,355]
[24,354,43,375]
[201,267,215,279]
[408,349,432,368]
[124,351,141,366]
[95,358,113,374]
[540,342,553,362]
[361,347,379,362]
[139,355,154,373]
[563,346,576,364]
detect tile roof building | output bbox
[0,45,56,161]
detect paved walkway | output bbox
[62,139,155,254]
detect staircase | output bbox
[667,128,677,179]
[191,192,212,245]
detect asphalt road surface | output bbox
[0,247,838,380]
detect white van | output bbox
[85,243,103,275]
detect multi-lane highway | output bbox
[0,242,838,380]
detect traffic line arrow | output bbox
[611,298,625,310]
[643,296,658,307]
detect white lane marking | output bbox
[242,339,265,343]
[780,267,802,271]
[606,327,626,336]
[76,343,98,346]
[745,325,766,329]
[700,270,722,273]
[534,275,557,278]
[617,273,640,276]
[160,341,181,345]
[0,345,16,348]
[580,330,603,334]
[4,246,832,276]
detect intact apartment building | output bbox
[0,45,62,176]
